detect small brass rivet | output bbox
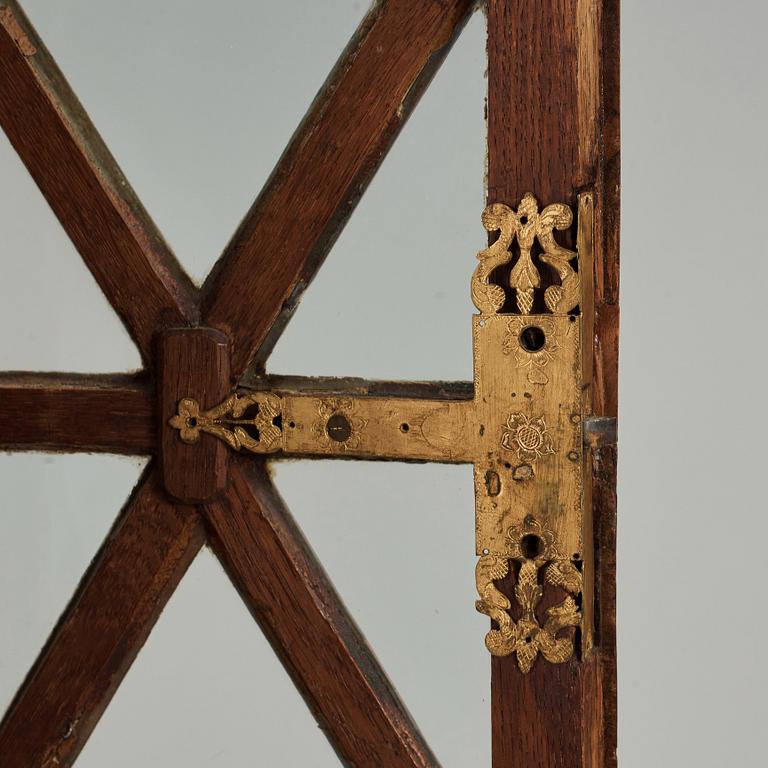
[567,450,579,461]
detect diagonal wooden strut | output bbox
[0,1,198,365]
[0,467,204,768]
[2,0,620,762]
[0,0,481,765]
[201,0,474,377]
[205,459,439,768]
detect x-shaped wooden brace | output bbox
[0,2,479,765]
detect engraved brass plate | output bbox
[470,192,590,670]
[169,193,593,673]
[472,312,582,561]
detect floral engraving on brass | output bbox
[471,193,579,316]
[472,192,589,668]
[167,192,593,667]
[502,315,559,384]
[169,393,282,453]
[475,518,581,672]
[501,413,555,462]
[312,398,368,452]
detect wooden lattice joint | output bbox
[0,0,617,761]
[168,193,594,671]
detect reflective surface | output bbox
[0,454,147,712]
[273,460,490,767]
[77,548,340,768]
[1,2,489,765]
[20,0,369,285]
[270,11,486,382]
[0,132,141,372]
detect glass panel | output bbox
[20,0,369,285]
[0,454,147,713]
[269,10,487,381]
[76,548,340,768]
[0,132,141,372]
[273,460,490,767]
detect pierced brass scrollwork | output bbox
[169,393,282,453]
[167,192,593,674]
[476,518,581,672]
[472,193,580,317]
[471,192,589,672]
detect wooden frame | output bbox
[0,1,618,765]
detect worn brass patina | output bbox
[170,193,593,672]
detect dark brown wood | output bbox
[591,445,617,768]
[202,0,474,377]
[243,373,475,401]
[487,0,619,765]
[159,327,231,503]
[204,458,438,768]
[0,372,154,454]
[0,2,198,365]
[0,467,204,768]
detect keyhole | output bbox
[519,326,546,352]
[520,534,543,559]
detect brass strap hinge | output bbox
[169,192,595,674]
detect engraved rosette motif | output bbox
[471,193,589,669]
[501,413,556,462]
[312,398,369,452]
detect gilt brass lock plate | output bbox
[167,192,594,673]
[472,312,583,561]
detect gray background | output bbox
[0,1,765,766]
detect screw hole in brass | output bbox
[326,413,352,442]
[485,470,501,497]
[400,423,410,433]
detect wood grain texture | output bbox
[204,458,438,768]
[0,372,155,454]
[487,0,619,765]
[0,1,198,364]
[591,445,617,768]
[158,327,231,502]
[0,467,204,768]
[242,374,475,402]
[202,0,474,377]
